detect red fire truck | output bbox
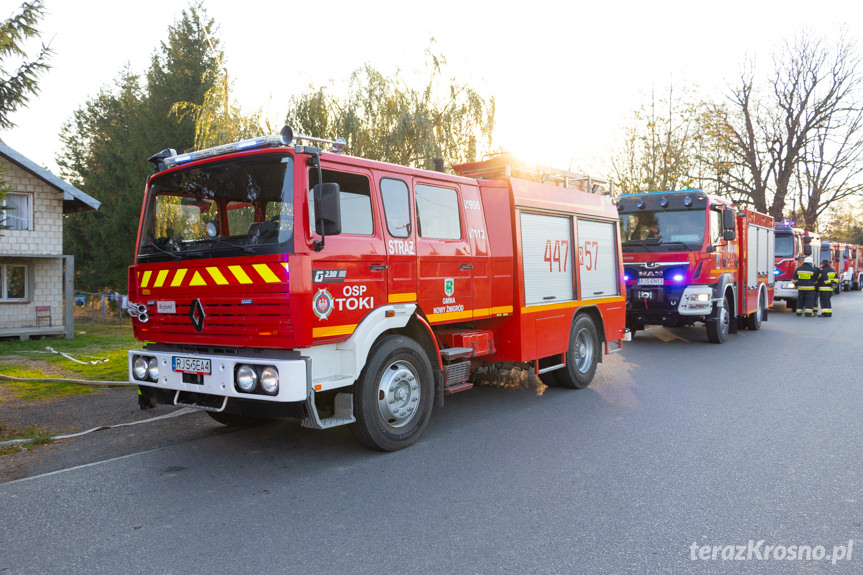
[849,244,863,290]
[773,226,820,311]
[819,241,846,293]
[126,129,626,450]
[618,190,774,343]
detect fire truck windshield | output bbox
[620,209,705,252]
[138,154,294,260]
[774,232,795,258]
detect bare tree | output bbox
[717,33,863,227]
[607,84,707,194]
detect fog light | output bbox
[133,356,149,380]
[147,357,160,381]
[260,367,279,394]
[236,365,258,392]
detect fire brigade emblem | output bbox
[313,288,334,320]
[444,278,454,297]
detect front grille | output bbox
[140,294,294,348]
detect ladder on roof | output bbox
[453,152,614,195]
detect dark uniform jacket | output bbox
[792,262,820,290]
[817,264,838,291]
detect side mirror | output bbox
[314,183,341,237]
[804,245,812,256]
[803,236,812,244]
[722,208,736,230]
[721,209,736,241]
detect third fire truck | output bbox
[618,190,774,343]
[773,225,820,311]
[125,129,626,451]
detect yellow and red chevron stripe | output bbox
[138,263,289,289]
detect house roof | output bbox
[0,142,100,213]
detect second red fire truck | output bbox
[617,190,774,343]
[125,129,626,451]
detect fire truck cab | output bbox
[126,129,626,450]
[618,190,774,343]
[773,226,820,311]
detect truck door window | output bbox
[381,178,411,238]
[709,210,722,244]
[309,169,373,235]
[415,184,461,239]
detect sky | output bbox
[3,0,863,180]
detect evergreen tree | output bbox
[1,0,53,232]
[59,5,221,291]
[0,0,52,130]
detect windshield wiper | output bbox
[207,237,255,255]
[657,241,694,250]
[143,241,180,261]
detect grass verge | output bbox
[0,423,54,455]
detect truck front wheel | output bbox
[550,314,599,389]
[351,335,434,451]
[707,294,731,344]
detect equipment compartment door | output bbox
[520,212,574,306]
[577,219,619,299]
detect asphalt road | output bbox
[1,293,862,574]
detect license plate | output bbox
[172,356,211,375]
[638,277,664,285]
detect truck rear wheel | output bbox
[746,290,765,330]
[550,314,599,389]
[351,335,434,451]
[707,294,731,344]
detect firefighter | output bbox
[792,256,819,317]
[817,258,838,317]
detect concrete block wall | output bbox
[1,159,66,330]
[0,158,64,256]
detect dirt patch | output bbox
[0,383,218,483]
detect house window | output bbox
[1,263,28,301]
[1,192,33,231]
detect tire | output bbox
[551,314,599,389]
[206,411,262,427]
[351,335,434,451]
[746,290,765,330]
[707,293,731,344]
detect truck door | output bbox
[415,182,472,324]
[379,176,417,304]
[308,167,387,340]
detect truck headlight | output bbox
[133,356,150,380]
[147,357,159,381]
[260,367,279,395]
[236,365,258,393]
[694,293,710,302]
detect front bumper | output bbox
[774,281,797,300]
[128,346,309,403]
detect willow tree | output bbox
[285,50,495,171]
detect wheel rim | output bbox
[573,328,595,374]
[376,360,421,429]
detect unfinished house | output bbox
[0,142,99,340]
